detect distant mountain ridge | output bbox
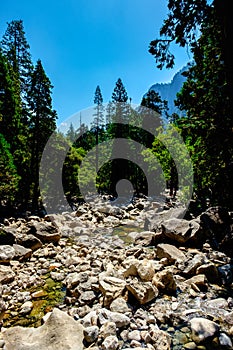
[148,65,188,116]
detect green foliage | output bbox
[66,123,77,143]
[112,78,128,103]
[149,0,233,210]
[174,12,233,208]
[141,90,168,116]
[0,49,22,150]
[28,59,57,210]
[1,20,33,100]
[142,125,193,204]
[0,133,19,204]
[63,146,85,200]
[149,0,208,70]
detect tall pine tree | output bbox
[109,78,131,195]
[92,85,104,171]
[0,49,21,149]
[28,59,57,211]
[0,48,30,207]
[1,20,33,121]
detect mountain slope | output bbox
[148,66,188,116]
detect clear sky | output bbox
[0,0,189,127]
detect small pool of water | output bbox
[3,274,66,328]
[112,224,144,244]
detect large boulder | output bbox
[2,308,84,350]
[13,244,32,261]
[152,269,177,295]
[200,206,232,255]
[133,231,157,247]
[126,277,158,304]
[144,207,186,232]
[98,308,130,328]
[148,326,172,350]
[123,259,155,282]
[17,234,43,251]
[190,317,219,344]
[156,243,186,264]
[28,221,60,244]
[161,218,202,245]
[99,274,126,306]
[0,245,15,263]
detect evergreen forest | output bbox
[0,0,233,217]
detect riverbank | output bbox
[0,197,233,349]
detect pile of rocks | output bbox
[0,200,233,349]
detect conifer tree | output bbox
[0,49,21,148]
[140,90,167,147]
[148,0,233,210]
[1,20,33,120]
[141,90,168,116]
[112,78,128,103]
[111,78,129,126]
[109,79,131,195]
[28,59,57,211]
[92,85,104,171]
[66,123,77,143]
[0,49,30,206]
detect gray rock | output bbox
[64,272,81,290]
[218,264,233,285]
[206,298,228,310]
[137,259,155,282]
[225,311,233,325]
[148,326,172,350]
[128,330,141,341]
[219,333,233,348]
[0,299,7,322]
[99,274,126,305]
[196,263,219,284]
[190,317,219,343]
[84,326,99,343]
[126,277,158,304]
[19,301,33,315]
[110,297,131,313]
[152,269,177,294]
[79,290,96,304]
[102,335,119,350]
[98,308,130,328]
[18,234,43,251]
[0,265,15,284]
[99,321,117,338]
[185,274,208,290]
[0,245,15,263]
[161,218,201,244]
[134,231,156,246]
[156,243,186,264]
[28,221,60,244]
[183,254,206,275]
[145,207,186,232]
[82,310,98,327]
[200,206,232,254]
[13,244,32,261]
[123,259,155,282]
[2,308,84,350]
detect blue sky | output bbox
[0,0,189,127]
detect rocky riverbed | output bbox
[0,197,233,349]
